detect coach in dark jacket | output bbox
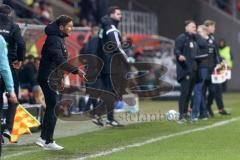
[92,6,128,127]
[0,4,26,140]
[203,20,229,116]
[0,6,25,64]
[174,20,198,122]
[99,14,128,73]
[37,15,80,150]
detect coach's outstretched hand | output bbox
[12,60,22,69]
[7,92,18,104]
[78,69,87,81]
[178,55,186,62]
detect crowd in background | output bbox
[205,0,240,18]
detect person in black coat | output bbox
[92,6,129,127]
[191,25,212,121]
[174,20,198,123]
[19,55,38,93]
[204,20,230,116]
[0,4,26,141]
[36,15,82,150]
[80,26,102,113]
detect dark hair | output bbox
[107,6,121,15]
[184,20,196,27]
[26,55,35,60]
[0,4,12,15]
[219,38,226,43]
[204,20,216,26]
[56,15,73,27]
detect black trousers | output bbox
[88,73,119,121]
[83,98,98,112]
[0,67,19,132]
[99,74,115,121]
[39,80,59,144]
[178,72,196,119]
[207,83,224,111]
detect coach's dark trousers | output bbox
[178,72,196,119]
[101,74,115,121]
[207,83,224,111]
[0,67,19,132]
[39,80,59,144]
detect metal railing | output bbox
[119,10,158,35]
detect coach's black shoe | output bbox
[92,116,104,127]
[219,109,231,115]
[1,136,4,144]
[177,118,187,124]
[177,114,188,124]
[208,109,214,117]
[106,120,123,127]
[3,129,11,142]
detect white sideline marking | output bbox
[2,117,239,160]
[74,117,240,160]
[2,150,38,159]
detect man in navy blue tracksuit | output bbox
[174,20,198,123]
[191,25,216,121]
[93,6,129,127]
[204,20,230,116]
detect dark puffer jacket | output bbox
[174,32,198,82]
[0,13,26,62]
[38,22,78,82]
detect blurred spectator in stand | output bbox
[81,26,99,53]
[34,57,40,71]
[237,0,240,10]
[45,2,54,20]
[215,0,231,14]
[79,0,97,26]
[79,18,90,27]
[33,56,45,106]
[19,55,38,93]
[77,33,86,48]
[32,1,52,24]
[26,39,39,58]
[79,26,100,113]
[2,0,12,7]
[39,1,53,19]
[33,1,41,14]
[96,0,109,24]
[218,39,233,92]
[122,34,134,57]
[22,0,34,7]
[236,0,240,18]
